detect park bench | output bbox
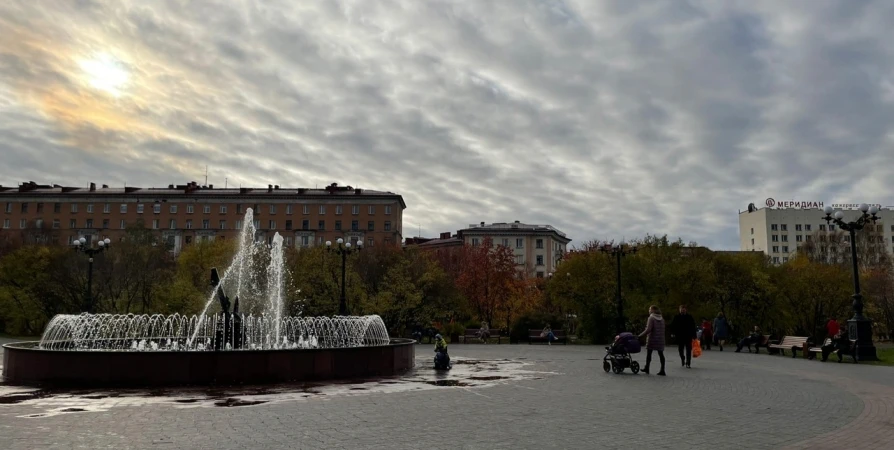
[807,338,857,363]
[768,335,809,358]
[739,334,770,353]
[528,329,568,345]
[462,328,502,344]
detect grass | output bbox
[860,347,894,366]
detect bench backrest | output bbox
[529,329,566,337]
[758,334,771,345]
[780,336,809,346]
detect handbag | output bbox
[692,339,702,358]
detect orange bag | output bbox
[692,339,702,358]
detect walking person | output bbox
[638,305,666,376]
[700,318,713,350]
[713,312,730,351]
[671,305,697,368]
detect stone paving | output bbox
[1,340,893,449]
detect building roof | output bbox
[414,236,463,249]
[0,181,406,208]
[458,221,571,243]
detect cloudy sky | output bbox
[2,0,894,249]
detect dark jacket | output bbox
[672,313,698,341]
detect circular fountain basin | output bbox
[2,339,415,387]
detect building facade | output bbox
[739,200,893,264]
[0,181,405,253]
[456,221,571,277]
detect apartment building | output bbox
[456,221,571,278]
[739,198,893,264]
[0,181,405,253]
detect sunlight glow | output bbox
[79,53,129,96]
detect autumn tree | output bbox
[455,239,517,326]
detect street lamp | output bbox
[326,238,363,316]
[599,243,637,334]
[72,236,111,313]
[823,203,880,361]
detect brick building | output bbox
[0,181,405,253]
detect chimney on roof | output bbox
[102,184,108,189]
[274,185,279,190]
[208,184,213,189]
[267,184,273,193]
[89,182,96,191]
[480,221,485,227]
[168,184,175,189]
[53,184,61,188]
[514,220,520,223]
[440,232,451,239]
[354,188,362,195]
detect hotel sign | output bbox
[765,198,882,210]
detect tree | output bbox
[455,239,517,326]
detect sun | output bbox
[79,53,129,97]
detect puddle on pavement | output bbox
[1,357,555,418]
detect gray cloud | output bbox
[2,0,894,249]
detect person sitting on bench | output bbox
[735,326,762,353]
[822,327,850,362]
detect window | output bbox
[536,271,544,278]
[286,205,293,215]
[170,205,177,214]
[303,205,309,215]
[536,255,544,265]
[336,205,343,215]
[69,219,76,228]
[19,219,26,229]
[53,203,61,213]
[86,203,93,213]
[120,204,127,213]
[2,219,8,229]
[385,205,392,215]
[318,205,325,214]
[782,235,788,242]
[771,235,778,242]
[351,220,358,231]
[169,219,176,229]
[796,235,803,242]
[36,203,44,213]
[750,227,753,235]
[4,202,10,213]
[750,238,754,245]
[70,203,78,213]
[203,205,211,214]
[829,225,836,231]
[783,257,789,263]
[795,224,802,231]
[185,236,192,245]
[53,219,60,229]
[368,205,375,214]
[204,220,211,229]
[186,205,194,214]
[536,239,543,249]
[269,205,277,214]
[771,224,778,231]
[781,224,787,231]
[297,219,307,230]
[368,221,375,231]
[516,238,524,248]
[772,246,779,253]
[515,255,524,265]
[772,257,780,264]
[891,225,894,232]
[100,219,108,229]
[335,220,342,231]
[501,238,509,247]
[352,205,359,215]
[153,204,161,214]
[367,238,374,247]
[318,220,325,231]
[268,220,275,230]
[137,204,144,214]
[219,220,226,230]
[819,235,826,242]
[472,238,480,246]
[235,220,243,230]
[301,236,310,247]
[805,224,811,231]
[891,236,894,243]
[783,246,789,253]
[284,236,293,247]
[236,204,243,214]
[254,219,260,229]
[186,220,193,229]
[286,220,293,231]
[86,219,94,228]
[220,205,227,214]
[384,221,392,231]
[845,235,850,242]
[819,224,826,231]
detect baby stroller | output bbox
[603,332,641,374]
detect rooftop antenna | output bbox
[204,166,208,186]
[225,178,228,189]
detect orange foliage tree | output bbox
[455,238,517,326]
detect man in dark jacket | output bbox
[671,305,697,368]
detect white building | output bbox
[457,221,571,277]
[739,199,894,264]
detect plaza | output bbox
[2,339,893,450]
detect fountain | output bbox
[2,209,414,386]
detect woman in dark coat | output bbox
[638,305,666,376]
[713,312,730,351]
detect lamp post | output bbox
[326,237,363,316]
[72,236,111,313]
[822,203,880,361]
[599,243,637,334]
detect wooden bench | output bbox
[462,328,501,344]
[528,329,568,345]
[738,334,770,353]
[768,336,809,358]
[807,338,857,363]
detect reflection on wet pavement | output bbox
[0,357,556,418]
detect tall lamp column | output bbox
[822,203,880,361]
[326,238,363,316]
[72,237,111,313]
[599,243,637,334]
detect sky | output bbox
[2,0,894,250]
